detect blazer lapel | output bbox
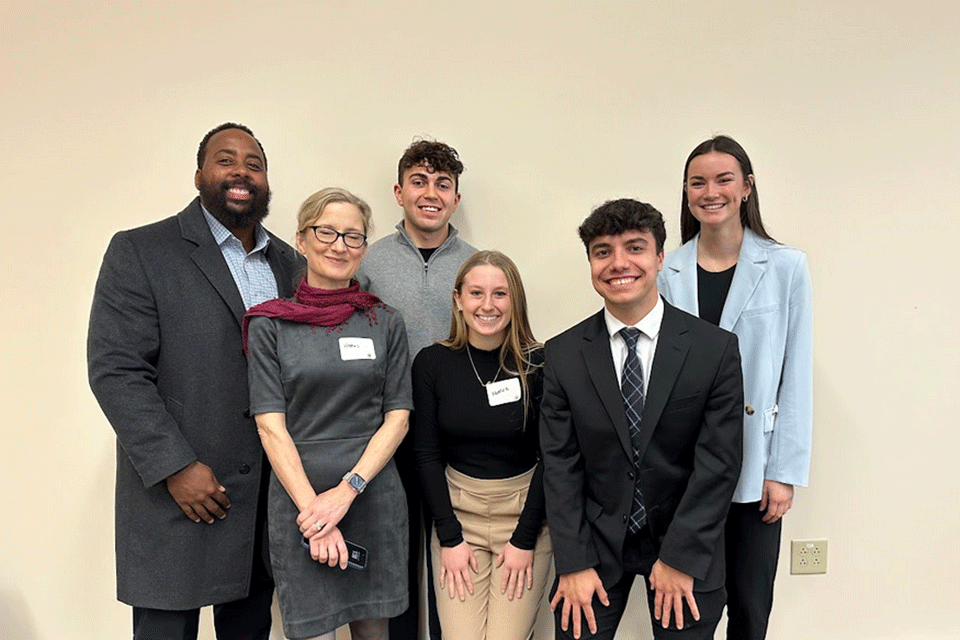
[179,198,247,326]
[719,228,768,331]
[638,302,690,455]
[662,238,699,315]
[580,311,634,461]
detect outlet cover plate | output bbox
[791,539,828,575]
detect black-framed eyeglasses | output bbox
[307,226,367,249]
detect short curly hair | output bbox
[197,122,267,170]
[578,199,666,254]
[397,139,464,191]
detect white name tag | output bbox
[339,337,376,361]
[486,378,522,406]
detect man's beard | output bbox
[199,177,271,229]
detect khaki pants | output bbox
[431,466,552,640]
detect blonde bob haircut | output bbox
[441,250,542,427]
[296,187,374,236]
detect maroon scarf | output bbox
[242,278,387,352]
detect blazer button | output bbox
[628,471,635,479]
[745,405,755,415]
[238,463,251,475]
[622,514,628,524]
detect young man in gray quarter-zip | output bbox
[357,139,477,640]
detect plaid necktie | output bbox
[619,327,647,533]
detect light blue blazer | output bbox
[659,228,813,503]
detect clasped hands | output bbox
[296,483,358,569]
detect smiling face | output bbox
[588,229,664,325]
[453,264,512,350]
[684,150,753,233]
[296,201,368,290]
[394,165,461,246]
[194,128,271,229]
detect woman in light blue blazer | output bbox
[658,135,812,640]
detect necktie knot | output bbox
[620,326,642,349]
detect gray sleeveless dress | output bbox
[247,308,411,639]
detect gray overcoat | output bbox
[87,198,300,609]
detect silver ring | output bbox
[315,521,322,531]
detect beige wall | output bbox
[2,1,958,638]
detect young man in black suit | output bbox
[540,199,744,639]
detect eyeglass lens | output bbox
[312,226,366,248]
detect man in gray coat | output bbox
[88,123,300,640]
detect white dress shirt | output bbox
[604,296,664,395]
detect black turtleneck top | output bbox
[412,342,545,549]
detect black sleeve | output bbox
[412,347,464,547]
[509,463,545,550]
[658,332,744,580]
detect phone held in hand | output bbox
[300,536,368,570]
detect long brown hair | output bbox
[441,251,541,428]
[679,135,775,245]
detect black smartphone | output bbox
[300,536,368,570]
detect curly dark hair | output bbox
[578,199,666,254]
[397,139,464,191]
[197,122,267,170]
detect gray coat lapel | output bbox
[719,228,768,331]
[581,312,634,461]
[265,232,300,298]
[638,302,690,455]
[178,199,246,326]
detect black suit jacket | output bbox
[88,198,301,609]
[540,300,743,590]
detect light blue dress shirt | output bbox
[202,206,279,309]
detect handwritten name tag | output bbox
[486,378,521,406]
[339,337,376,361]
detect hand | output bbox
[648,559,699,630]
[296,483,356,538]
[496,541,534,600]
[307,526,349,569]
[439,541,478,602]
[760,480,794,523]
[165,461,230,524]
[550,568,609,639]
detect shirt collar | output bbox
[201,204,271,253]
[604,295,664,341]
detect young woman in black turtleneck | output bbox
[412,250,551,640]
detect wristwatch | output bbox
[342,471,367,494]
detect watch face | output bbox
[348,474,366,492]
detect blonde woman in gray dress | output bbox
[245,188,412,640]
